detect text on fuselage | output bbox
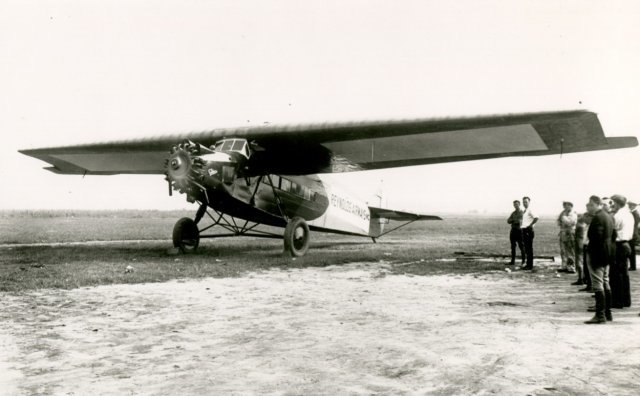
[330,193,370,221]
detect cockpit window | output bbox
[232,140,245,151]
[213,138,250,158]
[221,140,234,151]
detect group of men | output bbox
[506,195,640,324]
[507,196,538,270]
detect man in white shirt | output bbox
[520,196,539,270]
[610,194,633,308]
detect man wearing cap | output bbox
[628,200,639,271]
[557,201,577,273]
[507,200,525,266]
[520,196,538,270]
[610,194,633,308]
[585,195,614,324]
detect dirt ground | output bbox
[1,259,639,395]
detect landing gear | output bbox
[284,217,310,257]
[172,217,200,253]
[172,195,312,257]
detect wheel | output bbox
[284,217,310,257]
[173,217,200,253]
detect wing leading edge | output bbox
[19,110,638,175]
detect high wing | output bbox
[20,110,638,175]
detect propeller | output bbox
[164,141,206,196]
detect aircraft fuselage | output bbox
[205,173,373,237]
[165,139,376,237]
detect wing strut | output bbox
[265,174,289,221]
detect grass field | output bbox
[0,211,561,292]
[4,211,639,396]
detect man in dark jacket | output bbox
[507,200,525,266]
[585,195,615,324]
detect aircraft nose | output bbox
[170,157,182,171]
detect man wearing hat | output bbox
[610,194,633,308]
[557,201,578,273]
[628,200,639,271]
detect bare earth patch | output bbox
[1,261,639,395]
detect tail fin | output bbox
[369,179,388,236]
[373,179,386,208]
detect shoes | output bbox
[630,268,636,271]
[604,290,613,321]
[521,266,533,270]
[506,262,515,265]
[585,291,607,324]
[584,315,606,324]
[579,286,593,292]
[557,268,569,273]
[571,280,584,286]
[566,270,576,274]
[587,305,596,311]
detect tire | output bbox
[173,217,200,253]
[284,217,310,257]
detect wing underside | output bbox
[19,110,638,175]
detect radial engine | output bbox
[164,139,250,202]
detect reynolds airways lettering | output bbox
[330,193,370,221]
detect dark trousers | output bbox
[522,227,535,268]
[510,228,524,264]
[583,245,591,287]
[630,241,637,270]
[610,242,631,308]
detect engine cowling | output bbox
[164,140,238,200]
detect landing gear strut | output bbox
[172,201,286,255]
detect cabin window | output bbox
[281,178,291,192]
[261,175,280,189]
[302,186,311,201]
[290,182,300,195]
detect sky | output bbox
[1,0,640,216]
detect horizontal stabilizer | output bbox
[368,206,442,221]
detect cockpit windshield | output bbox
[213,139,250,158]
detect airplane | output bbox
[20,110,638,256]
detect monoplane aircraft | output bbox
[20,110,637,256]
